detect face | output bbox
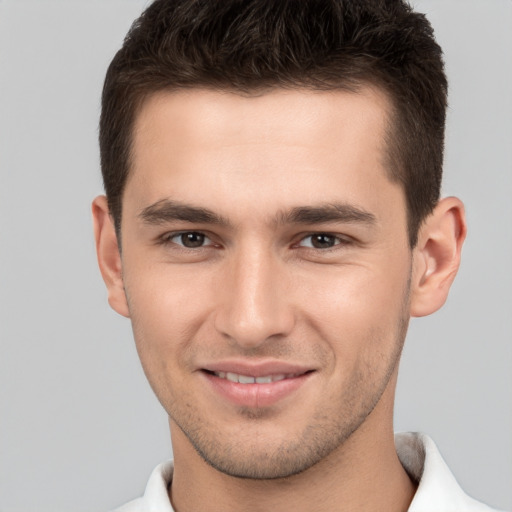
[117,88,414,478]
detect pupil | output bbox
[182,232,204,248]
[312,234,334,249]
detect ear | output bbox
[92,195,130,318]
[410,197,467,317]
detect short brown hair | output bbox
[100,0,447,247]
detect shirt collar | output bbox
[396,432,496,511]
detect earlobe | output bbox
[92,196,130,318]
[410,197,467,317]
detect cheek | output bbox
[296,261,410,359]
[125,280,209,415]
[124,265,216,371]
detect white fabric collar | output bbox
[395,432,498,511]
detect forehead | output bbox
[127,87,402,224]
[132,86,392,155]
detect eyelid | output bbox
[158,230,215,248]
[155,230,353,250]
[295,232,353,248]
[297,231,351,243]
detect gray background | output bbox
[0,0,510,511]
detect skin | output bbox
[93,87,466,512]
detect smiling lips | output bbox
[212,371,305,384]
[202,364,314,408]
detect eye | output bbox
[298,233,346,249]
[166,231,212,248]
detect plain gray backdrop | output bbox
[0,1,511,511]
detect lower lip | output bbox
[202,371,312,408]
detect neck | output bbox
[168,380,416,512]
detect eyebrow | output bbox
[139,199,377,228]
[277,203,377,226]
[139,199,230,226]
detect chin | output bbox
[176,412,361,480]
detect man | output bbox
[92,1,501,511]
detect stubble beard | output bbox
[130,273,412,481]
[170,308,410,481]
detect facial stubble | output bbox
[160,280,412,481]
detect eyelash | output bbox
[157,231,352,251]
[158,231,215,249]
[295,233,352,250]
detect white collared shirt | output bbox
[112,432,502,512]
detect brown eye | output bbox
[168,232,209,248]
[300,234,339,249]
[182,232,205,247]
[312,234,337,248]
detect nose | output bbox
[214,246,295,349]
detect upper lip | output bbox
[200,360,314,377]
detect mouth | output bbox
[201,366,315,408]
[205,370,308,384]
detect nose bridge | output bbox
[215,242,293,347]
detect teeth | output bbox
[256,376,272,384]
[238,375,256,384]
[213,371,300,384]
